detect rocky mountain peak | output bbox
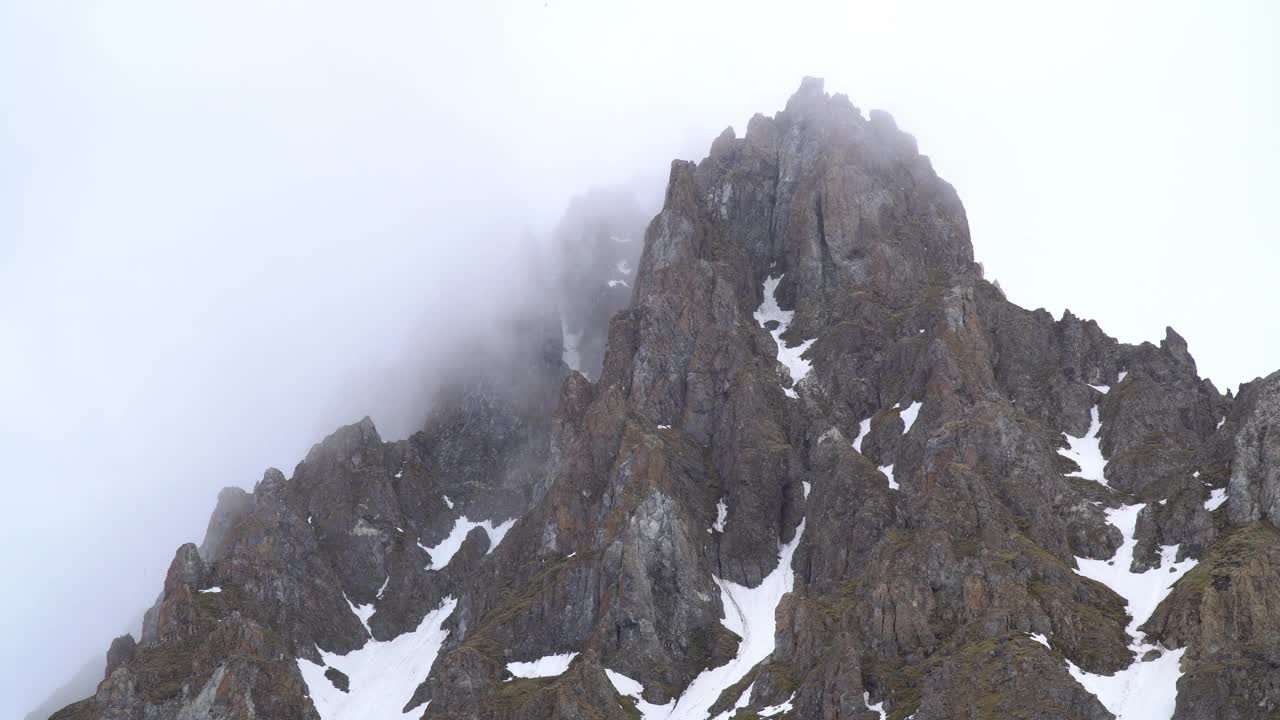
[45,79,1280,720]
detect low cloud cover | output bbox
[2,1,1277,716]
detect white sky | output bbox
[2,1,1277,715]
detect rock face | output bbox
[47,79,1277,720]
[1227,370,1280,527]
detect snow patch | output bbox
[199,586,222,594]
[658,424,671,430]
[442,494,454,509]
[1216,416,1226,430]
[561,315,583,372]
[420,516,515,570]
[1089,383,1111,394]
[660,520,806,720]
[298,597,456,720]
[605,669,644,696]
[711,683,753,720]
[864,692,888,720]
[1059,406,1107,485]
[713,499,728,533]
[879,464,899,491]
[760,692,796,717]
[344,593,375,636]
[853,417,872,453]
[376,576,389,600]
[1118,370,1129,382]
[1204,488,1227,512]
[605,669,674,719]
[802,481,811,499]
[506,652,578,680]
[1067,503,1199,719]
[754,275,816,397]
[898,401,922,434]
[1028,632,1050,648]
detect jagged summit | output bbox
[46,79,1279,720]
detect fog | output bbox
[2,1,1278,716]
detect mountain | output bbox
[46,78,1280,720]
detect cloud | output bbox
[2,1,1278,716]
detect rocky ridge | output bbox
[48,78,1279,720]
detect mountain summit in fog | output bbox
[45,79,1280,720]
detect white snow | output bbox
[759,692,796,717]
[561,316,583,372]
[660,520,806,720]
[565,552,576,559]
[864,692,888,720]
[1089,383,1111,394]
[853,417,872,453]
[1192,471,1201,480]
[344,593,375,636]
[1028,632,1050,648]
[754,275,816,397]
[1216,416,1226,430]
[658,424,671,430]
[442,494,454,509]
[199,586,222,594]
[608,279,629,288]
[606,669,645,696]
[376,576,389,600]
[710,683,753,720]
[1118,371,1129,382]
[898,401,922,434]
[420,516,516,570]
[394,469,404,479]
[617,259,633,275]
[802,481,811,499]
[1066,503,1200,720]
[298,597,456,720]
[308,515,313,525]
[1059,406,1107,485]
[1204,488,1227,511]
[879,464,899,491]
[506,652,578,680]
[605,669,675,719]
[713,499,728,533]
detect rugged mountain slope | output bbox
[50,79,1278,720]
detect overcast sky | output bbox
[2,1,1277,716]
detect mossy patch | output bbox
[1164,521,1279,596]
[617,694,643,720]
[135,640,198,702]
[707,665,759,717]
[495,676,557,711]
